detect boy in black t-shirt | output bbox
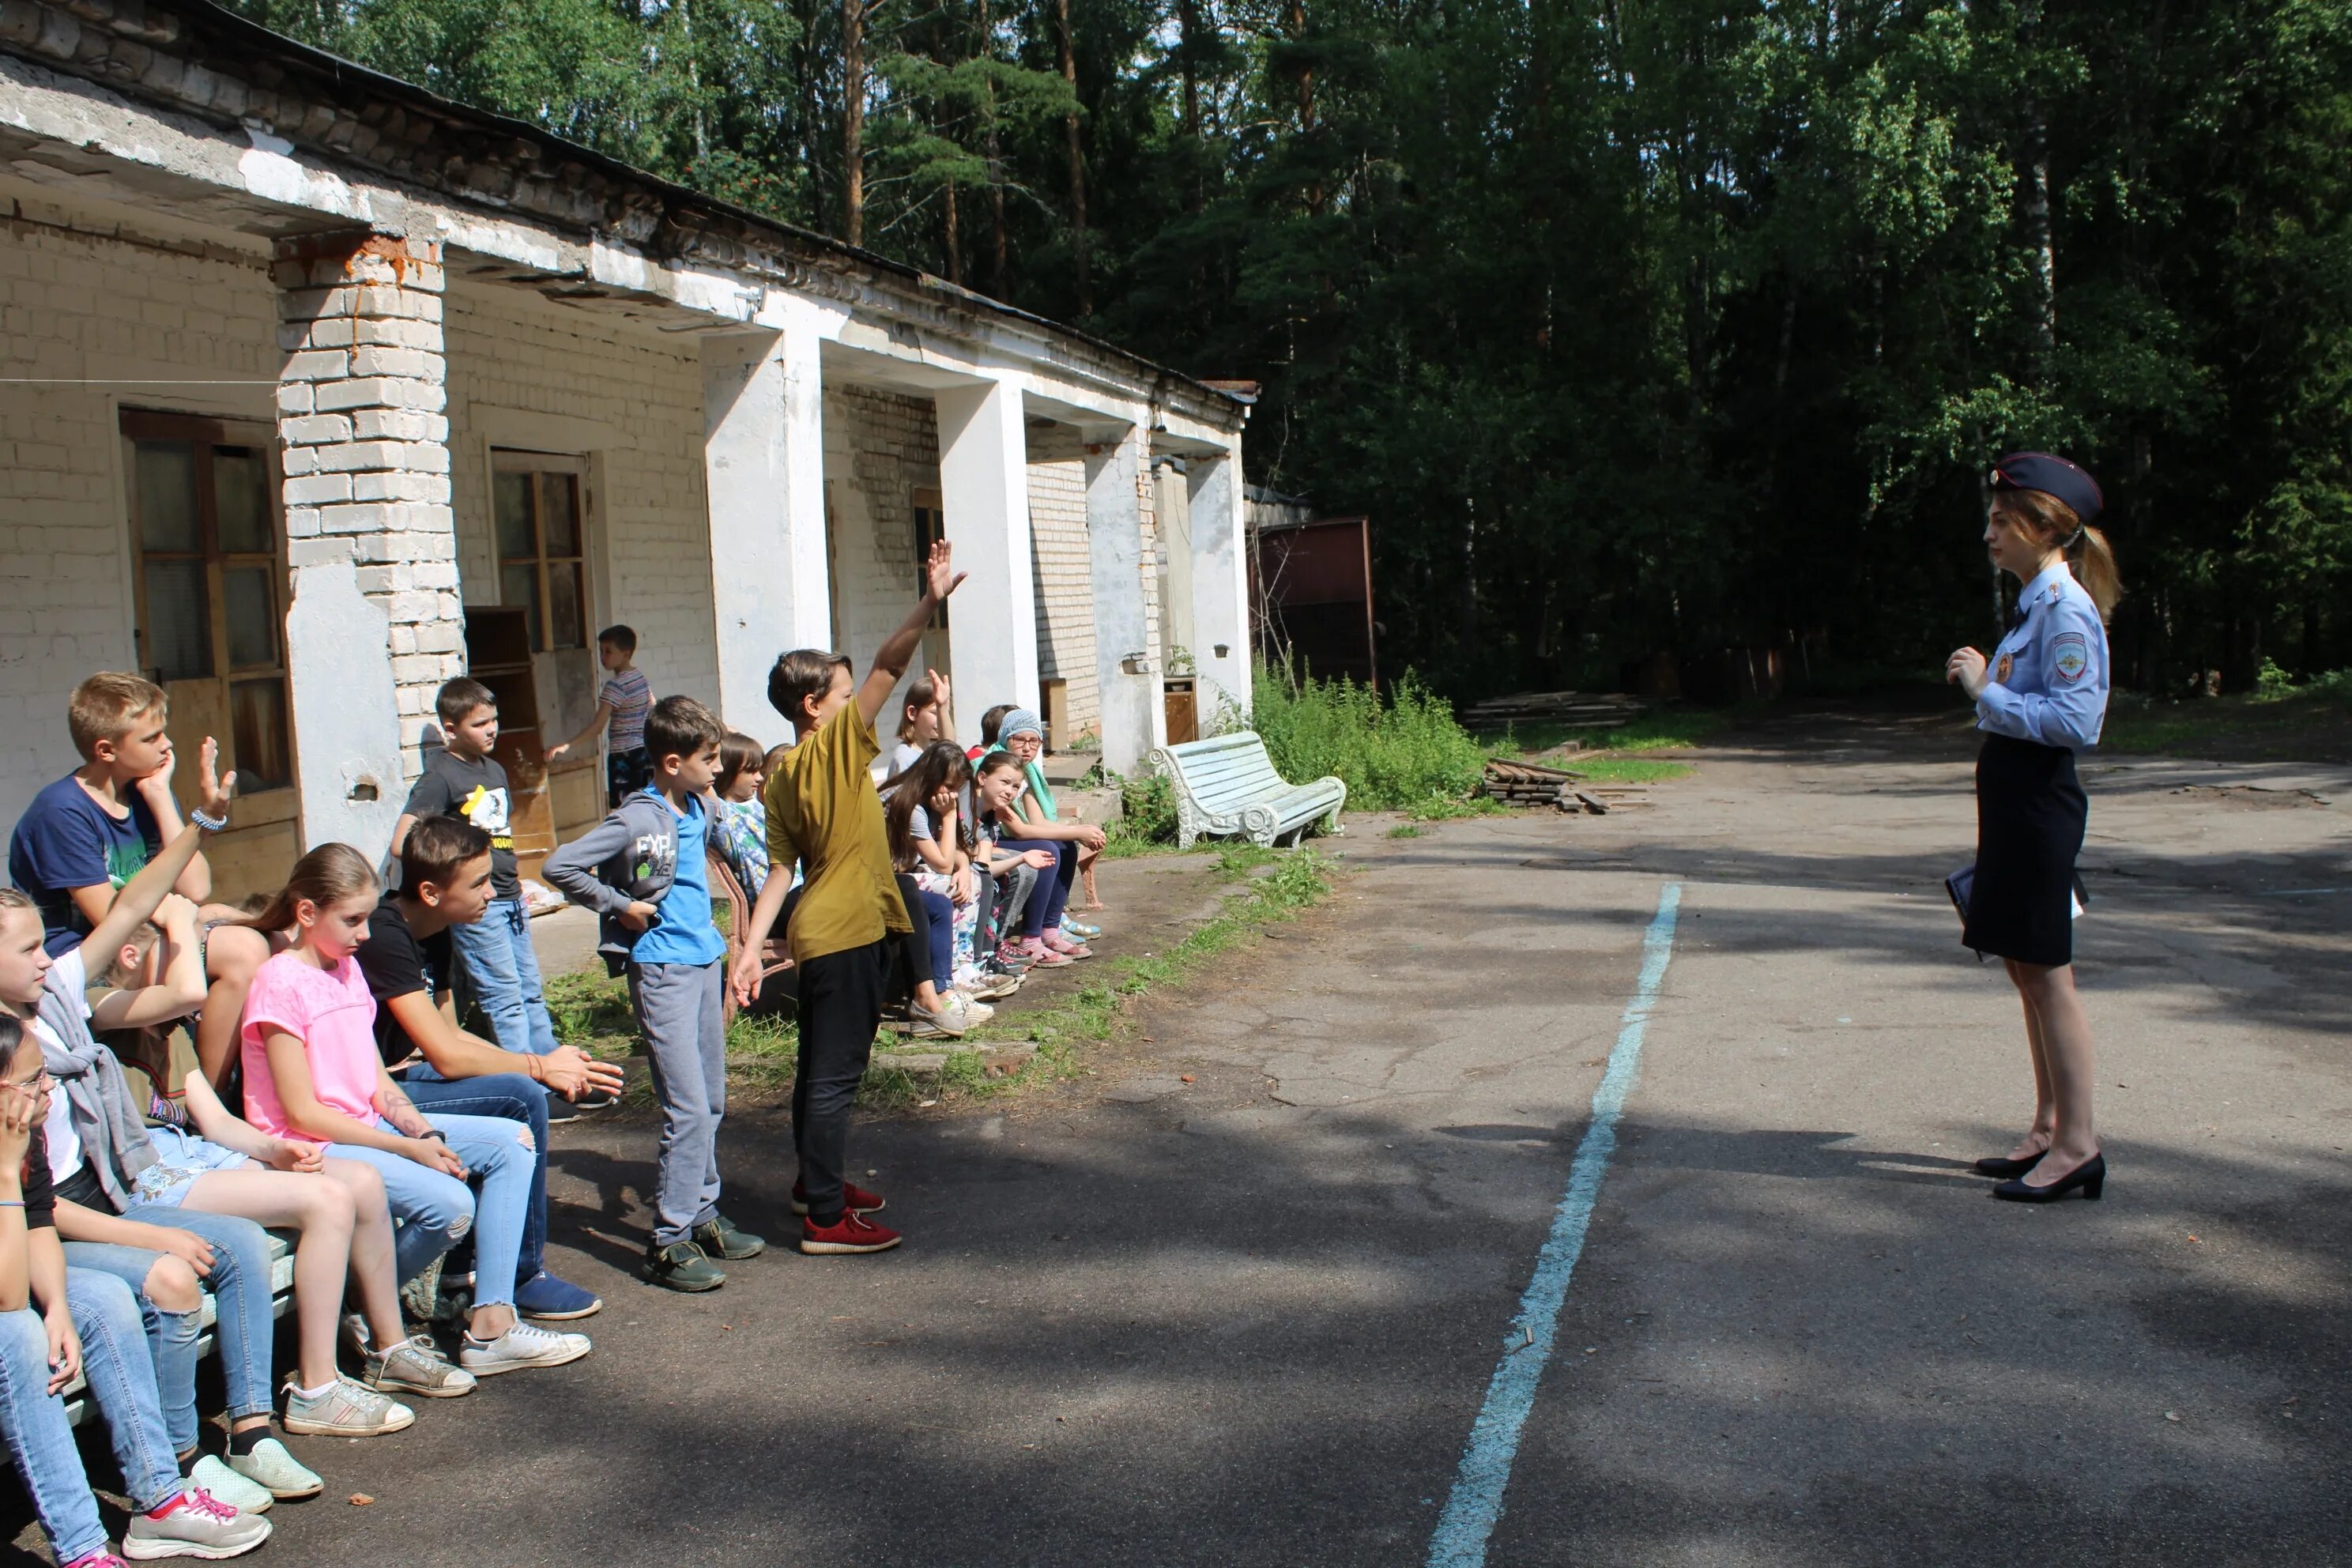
[391,678,578,1090]
[355,818,623,1321]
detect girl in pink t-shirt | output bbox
[239,845,590,1379]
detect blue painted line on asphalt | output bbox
[1426,880,1683,1568]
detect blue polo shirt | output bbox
[629,788,726,967]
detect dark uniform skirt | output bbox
[1964,733,2086,967]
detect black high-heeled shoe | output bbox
[1973,1148,2048,1178]
[1992,1152,2105,1203]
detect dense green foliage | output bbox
[1251,662,1487,808]
[233,0,2352,698]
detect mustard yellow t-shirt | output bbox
[764,702,910,964]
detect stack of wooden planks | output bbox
[1461,690,1651,731]
[1479,759,1655,816]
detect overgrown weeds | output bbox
[1252,660,1488,808]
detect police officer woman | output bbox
[1944,453,2121,1204]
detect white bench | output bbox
[1148,731,1347,850]
[59,1232,297,1429]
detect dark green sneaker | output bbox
[641,1240,727,1292]
[692,1212,767,1261]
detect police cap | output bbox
[1990,452,2103,526]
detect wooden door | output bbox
[120,412,300,903]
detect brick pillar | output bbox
[272,232,462,851]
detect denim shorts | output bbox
[129,1125,251,1208]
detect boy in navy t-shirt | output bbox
[6,673,270,1086]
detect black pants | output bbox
[791,939,889,1226]
[891,873,933,1003]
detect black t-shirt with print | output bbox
[402,747,518,899]
[354,894,454,1069]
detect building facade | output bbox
[0,0,1250,891]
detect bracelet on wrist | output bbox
[0,1200,25,1208]
[187,806,228,833]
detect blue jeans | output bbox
[64,1208,276,1453]
[61,1269,186,1512]
[1005,835,1076,937]
[450,898,558,1056]
[326,1113,534,1307]
[397,1069,551,1283]
[0,1303,112,1562]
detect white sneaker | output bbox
[366,1334,477,1398]
[340,1310,371,1359]
[281,1374,417,1438]
[187,1455,273,1515]
[458,1319,592,1376]
[122,1487,271,1559]
[225,1436,322,1500]
[951,990,997,1024]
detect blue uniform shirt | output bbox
[1977,563,2110,751]
[629,787,727,967]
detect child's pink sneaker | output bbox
[1041,929,1093,959]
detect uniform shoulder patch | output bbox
[2051,631,2090,684]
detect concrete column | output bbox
[1085,425,1163,775]
[1187,447,1252,726]
[933,377,1040,713]
[272,232,459,850]
[703,316,831,725]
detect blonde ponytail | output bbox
[2069,523,2122,623]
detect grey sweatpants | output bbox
[626,958,727,1246]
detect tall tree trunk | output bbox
[2017,0,2057,369]
[944,182,963,285]
[678,0,708,164]
[1057,0,1090,315]
[1288,0,1321,216]
[978,0,1008,297]
[844,0,866,245]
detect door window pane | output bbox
[547,560,584,650]
[143,560,213,680]
[538,473,580,556]
[501,563,543,650]
[494,472,536,559]
[136,442,200,552]
[229,679,292,792]
[213,449,272,553]
[223,567,278,669]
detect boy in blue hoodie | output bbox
[543,695,763,1291]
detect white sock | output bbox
[293,1379,336,1400]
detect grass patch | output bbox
[1385,824,1423,839]
[1479,708,1727,756]
[899,845,1337,1109]
[2101,684,2352,759]
[1253,662,1487,808]
[548,843,1340,1112]
[546,968,801,1106]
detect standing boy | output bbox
[356,816,627,1320]
[6,672,269,1087]
[391,678,567,1079]
[730,540,964,1256]
[545,625,654,808]
[545,695,764,1291]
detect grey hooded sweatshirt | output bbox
[541,791,683,973]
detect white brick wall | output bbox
[1024,454,1101,741]
[0,196,277,830]
[823,383,944,733]
[442,285,720,730]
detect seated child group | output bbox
[0,541,1093,1564]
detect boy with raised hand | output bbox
[356,817,624,1321]
[545,696,764,1291]
[7,673,270,1091]
[731,539,965,1256]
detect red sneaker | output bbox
[800,1211,902,1254]
[790,1180,886,1216]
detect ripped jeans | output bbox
[322,1112,535,1308]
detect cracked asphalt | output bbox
[13,708,2349,1566]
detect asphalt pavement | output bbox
[18,708,2348,1566]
